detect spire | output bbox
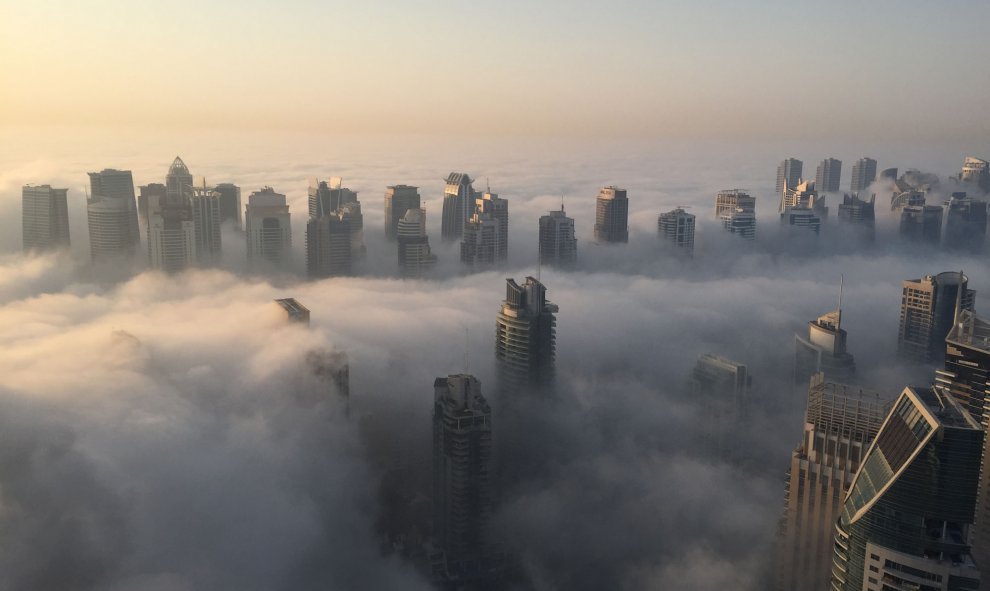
[837,273,844,331]
[953,269,965,326]
[561,194,565,212]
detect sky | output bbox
[3,0,990,139]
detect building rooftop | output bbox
[947,309,990,354]
[274,298,310,324]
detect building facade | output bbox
[538,205,577,268]
[148,199,196,272]
[397,208,437,277]
[495,277,558,392]
[245,187,292,267]
[658,207,695,253]
[900,204,944,244]
[594,186,629,243]
[22,185,70,252]
[191,185,222,264]
[849,158,877,193]
[214,183,242,229]
[815,158,842,193]
[961,156,990,193]
[776,158,803,198]
[944,192,988,252]
[460,213,499,269]
[795,306,856,385]
[306,211,352,278]
[385,185,421,241]
[716,190,757,240]
[690,353,751,458]
[897,272,975,364]
[87,169,140,261]
[441,173,479,242]
[165,156,193,203]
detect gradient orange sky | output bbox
[3,0,989,139]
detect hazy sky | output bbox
[4,0,989,139]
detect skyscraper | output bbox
[849,157,877,193]
[689,353,751,458]
[22,185,69,252]
[138,183,166,228]
[495,277,558,392]
[384,185,421,241]
[780,207,822,235]
[245,187,292,267]
[777,374,886,591]
[657,207,695,253]
[776,158,803,198]
[715,189,756,240]
[897,272,975,364]
[961,156,990,193]
[432,374,494,584]
[191,184,222,264]
[308,177,358,219]
[780,179,827,217]
[936,309,990,572]
[475,191,508,261]
[899,205,943,245]
[836,193,876,242]
[87,169,140,261]
[441,173,479,241]
[795,294,856,384]
[830,386,982,591]
[397,208,437,277]
[147,196,195,272]
[538,204,577,268]
[594,186,629,243]
[214,183,242,230]
[461,213,499,269]
[944,192,988,252]
[165,156,193,203]
[815,158,842,193]
[306,211,352,278]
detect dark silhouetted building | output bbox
[944,192,987,252]
[214,183,242,230]
[658,207,695,254]
[461,212,498,269]
[836,193,875,241]
[594,186,628,243]
[165,156,193,203]
[147,194,195,272]
[22,185,69,252]
[274,298,310,325]
[849,157,877,193]
[690,353,751,458]
[897,272,975,364]
[776,158,803,199]
[538,204,577,268]
[138,183,166,228]
[815,158,841,193]
[385,185,421,241]
[899,204,943,245]
[495,277,557,392]
[441,173,479,242]
[87,169,140,261]
[191,183,222,265]
[306,211,352,278]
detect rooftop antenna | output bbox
[561,194,565,212]
[953,269,965,326]
[837,273,844,331]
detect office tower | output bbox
[944,192,988,252]
[795,291,856,384]
[495,277,558,392]
[777,374,886,591]
[776,158,803,198]
[339,200,365,258]
[879,167,899,182]
[165,156,193,203]
[961,156,990,193]
[138,183,166,227]
[890,189,926,211]
[836,193,876,241]
[780,207,822,234]
[689,353,751,457]
[715,189,756,240]
[440,172,479,241]
[538,204,577,268]
[937,309,990,571]
[147,196,195,272]
[384,185,421,241]
[306,211,352,278]
[22,185,69,252]
[897,272,975,364]
[87,169,140,261]
[461,213,499,268]
[849,158,877,193]
[245,187,292,267]
[657,207,695,253]
[432,374,494,584]
[190,184,222,264]
[594,186,629,243]
[476,191,508,261]
[308,177,358,219]
[781,179,827,217]
[815,158,842,193]
[397,208,437,277]
[214,183,242,229]
[830,386,982,591]
[899,205,943,244]
[274,297,310,325]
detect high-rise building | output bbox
[461,213,499,269]
[897,272,975,364]
[849,158,877,193]
[777,374,886,591]
[944,192,988,252]
[899,205,943,245]
[245,187,292,267]
[274,297,311,325]
[495,277,558,392]
[594,186,629,243]
[475,191,508,261]
[815,158,842,193]
[384,185,421,241]
[689,353,751,458]
[87,169,140,261]
[147,196,195,272]
[879,167,899,182]
[538,204,577,268]
[214,183,242,229]
[432,374,494,584]
[795,293,856,384]
[191,184,222,264]
[961,156,990,193]
[22,185,70,252]
[657,207,695,253]
[715,190,756,240]
[781,179,827,217]
[830,386,982,591]
[441,173,479,241]
[138,183,166,228]
[306,211,352,278]
[836,193,876,242]
[780,207,822,234]
[776,158,803,198]
[308,177,358,219]
[397,208,437,277]
[165,156,193,203]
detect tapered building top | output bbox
[496,277,558,392]
[169,156,189,176]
